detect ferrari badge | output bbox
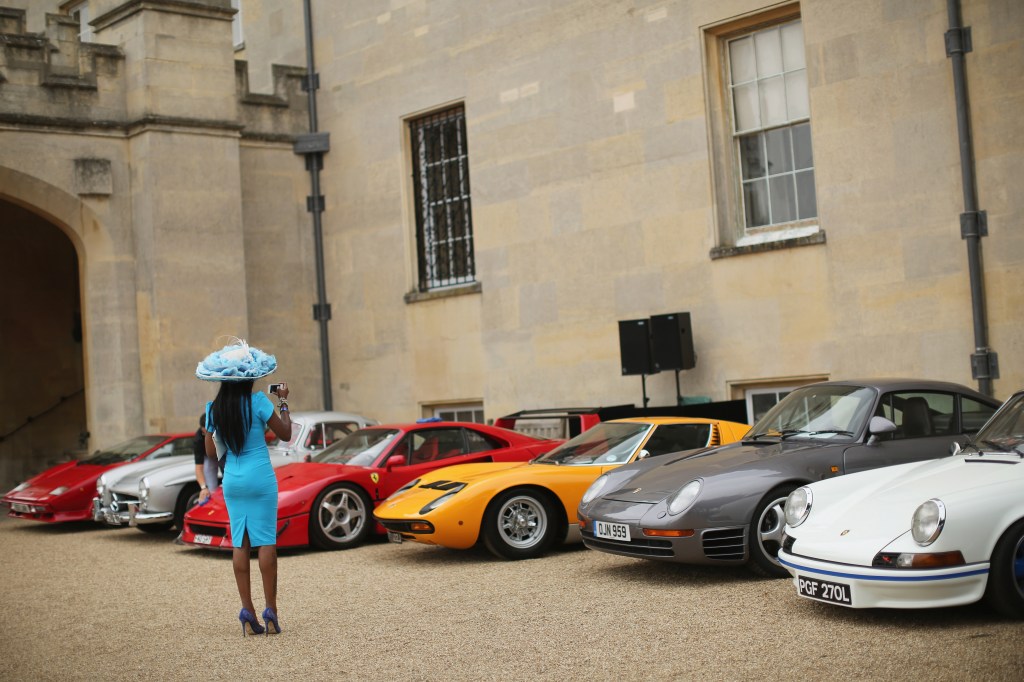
[371,473,379,484]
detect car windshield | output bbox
[78,436,167,465]
[535,422,651,466]
[973,393,1024,454]
[312,429,399,466]
[747,385,876,442]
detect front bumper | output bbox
[5,497,88,523]
[578,512,747,565]
[181,513,309,549]
[778,549,990,609]
[93,497,173,526]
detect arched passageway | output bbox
[1,198,87,488]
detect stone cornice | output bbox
[93,0,234,33]
[0,112,245,135]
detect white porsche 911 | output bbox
[778,389,1024,618]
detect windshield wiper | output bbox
[744,431,783,442]
[804,429,855,437]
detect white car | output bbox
[778,389,1023,618]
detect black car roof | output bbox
[812,378,998,404]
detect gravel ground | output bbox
[2,515,1022,681]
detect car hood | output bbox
[604,441,828,504]
[106,456,193,491]
[10,461,111,499]
[792,453,1024,563]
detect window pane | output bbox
[758,75,787,127]
[769,175,797,223]
[795,170,817,220]
[754,28,783,78]
[733,82,760,132]
[765,127,793,175]
[781,21,806,71]
[729,36,757,84]
[792,122,813,169]
[739,134,765,179]
[961,396,997,433]
[785,69,809,120]
[743,179,770,227]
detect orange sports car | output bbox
[374,416,749,560]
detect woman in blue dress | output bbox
[196,341,292,636]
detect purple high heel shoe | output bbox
[262,607,282,635]
[239,608,265,637]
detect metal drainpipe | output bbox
[945,0,998,396]
[296,0,333,410]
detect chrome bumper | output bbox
[93,497,171,526]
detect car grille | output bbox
[580,529,674,557]
[187,523,228,537]
[109,492,139,512]
[702,527,745,561]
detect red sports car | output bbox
[2,433,194,523]
[181,421,561,550]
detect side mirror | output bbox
[635,449,651,461]
[303,454,311,463]
[385,454,405,471]
[866,416,897,445]
[950,441,962,456]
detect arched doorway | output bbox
[1,198,87,489]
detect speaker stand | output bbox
[641,374,650,408]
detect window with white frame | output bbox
[66,2,93,42]
[433,403,485,424]
[231,0,244,49]
[410,105,476,292]
[745,387,796,424]
[727,20,816,231]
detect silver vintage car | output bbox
[94,410,377,532]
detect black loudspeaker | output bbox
[618,319,655,376]
[651,312,695,371]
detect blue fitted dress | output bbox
[206,392,278,548]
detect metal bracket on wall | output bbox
[300,73,320,91]
[312,303,332,322]
[944,26,972,56]
[960,210,987,239]
[306,195,325,212]
[971,349,999,381]
[294,132,330,155]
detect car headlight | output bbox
[784,486,813,527]
[96,478,106,496]
[911,499,945,546]
[581,474,609,506]
[418,484,465,515]
[48,486,68,496]
[139,478,151,506]
[666,479,702,515]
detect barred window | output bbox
[410,106,476,291]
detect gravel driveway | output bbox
[2,516,1022,681]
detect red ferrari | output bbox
[181,421,561,550]
[3,433,194,523]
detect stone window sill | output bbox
[404,281,482,304]
[710,228,826,260]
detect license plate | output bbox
[387,531,403,544]
[193,534,213,545]
[797,575,852,605]
[12,503,30,513]
[594,520,631,542]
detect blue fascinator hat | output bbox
[195,338,277,382]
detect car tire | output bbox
[308,483,374,550]
[747,485,796,578]
[481,488,561,561]
[984,517,1024,618]
[173,482,202,531]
